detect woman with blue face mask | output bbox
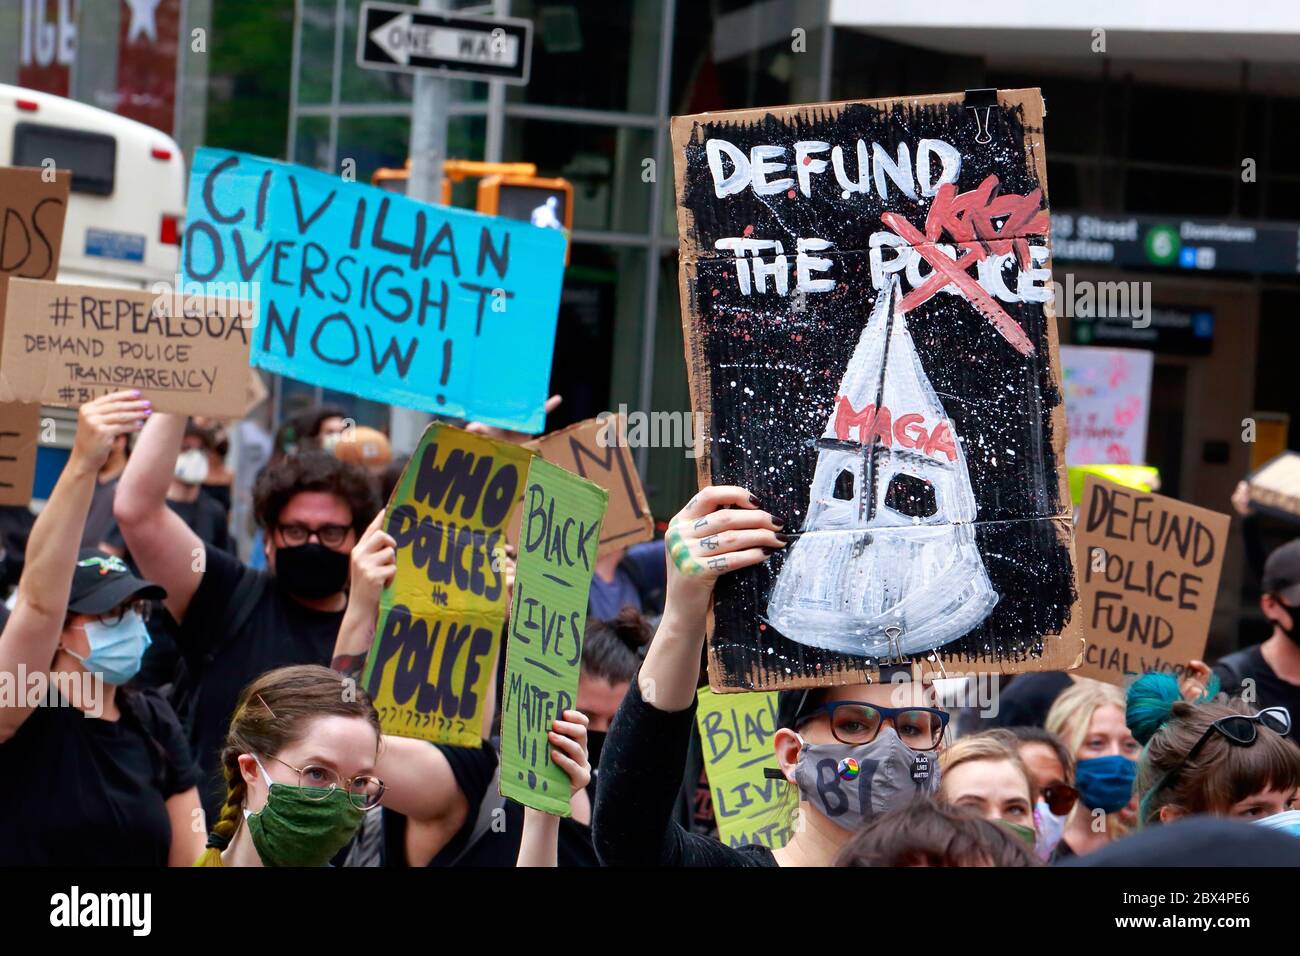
[591,485,949,867]
[0,391,205,866]
[1045,679,1142,858]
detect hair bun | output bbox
[611,606,653,652]
[1125,672,1183,745]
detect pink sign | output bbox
[1061,345,1153,467]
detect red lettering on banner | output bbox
[880,174,1047,357]
[833,396,958,462]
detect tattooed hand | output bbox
[663,485,787,610]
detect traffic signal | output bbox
[477,174,573,263]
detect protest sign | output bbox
[695,687,790,850]
[1247,451,1300,524]
[0,402,40,507]
[504,414,653,558]
[672,89,1082,691]
[1068,464,1160,507]
[0,279,252,417]
[1060,345,1153,467]
[500,458,607,814]
[362,422,531,746]
[1075,475,1230,686]
[243,369,269,418]
[181,148,567,433]
[0,168,69,506]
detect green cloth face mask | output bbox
[997,819,1038,850]
[243,756,364,867]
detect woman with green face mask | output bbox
[196,664,386,867]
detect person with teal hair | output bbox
[1127,671,1300,828]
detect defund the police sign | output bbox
[357,2,532,85]
[672,89,1084,691]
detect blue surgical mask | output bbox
[1255,809,1300,837]
[68,610,152,686]
[1075,755,1136,814]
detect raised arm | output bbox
[592,486,783,865]
[0,391,150,741]
[113,411,204,622]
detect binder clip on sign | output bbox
[765,277,999,659]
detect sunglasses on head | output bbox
[1150,707,1292,800]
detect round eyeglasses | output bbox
[264,754,386,810]
[801,701,949,751]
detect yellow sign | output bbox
[695,688,791,851]
[362,423,532,746]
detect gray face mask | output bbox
[792,728,940,830]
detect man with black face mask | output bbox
[115,412,380,821]
[1211,540,1300,737]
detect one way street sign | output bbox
[357,2,533,85]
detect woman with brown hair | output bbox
[1126,671,1299,826]
[937,730,1038,849]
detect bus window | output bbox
[12,121,116,196]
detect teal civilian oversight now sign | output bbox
[181,148,566,433]
[500,457,607,816]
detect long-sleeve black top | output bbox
[592,677,778,867]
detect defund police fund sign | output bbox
[357,2,532,85]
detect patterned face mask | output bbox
[791,727,939,830]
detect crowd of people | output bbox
[1,390,1299,868]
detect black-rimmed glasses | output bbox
[801,701,949,751]
[1150,707,1291,800]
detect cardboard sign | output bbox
[695,688,790,850]
[0,279,253,417]
[361,423,531,746]
[499,458,608,815]
[1060,345,1153,467]
[0,402,41,507]
[182,148,567,433]
[0,168,70,506]
[243,369,269,418]
[505,414,654,558]
[672,89,1082,691]
[1075,475,1230,685]
[1248,451,1300,523]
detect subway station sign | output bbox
[1052,211,1300,276]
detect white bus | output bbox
[0,84,187,497]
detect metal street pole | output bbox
[389,0,449,455]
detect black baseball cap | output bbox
[67,549,166,616]
[1262,540,1300,605]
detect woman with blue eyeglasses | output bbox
[591,485,950,867]
[1127,671,1300,831]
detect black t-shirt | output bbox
[383,740,601,867]
[1213,645,1300,737]
[108,492,233,558]
[183,546,346,820]
[0,687,198,866]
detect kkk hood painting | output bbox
[766,277,998,658]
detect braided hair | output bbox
[193,664,381,866]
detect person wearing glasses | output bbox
[1126,671,1300,827]
[592,485,949,867]
[115,411,381,823]
[937,730,1038,849]
[1008,725,1079,861]
[1,391,205,866]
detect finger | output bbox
[694,528,787,557]
[701,547,773,576]
[464,421,489,435]
[679,485,761,520]
[688,510,784,537]
[95,409,154,424]
[548,729,586,760]
[550,748,589,787]
[561,709,589,727]
[552,718,587,743]
[370,547,396,566]
[91,389,146,405]
[543,394,562,414]
[363,510,386,537]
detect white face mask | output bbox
[174,448,210,485]
[1034,800,1067,861]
